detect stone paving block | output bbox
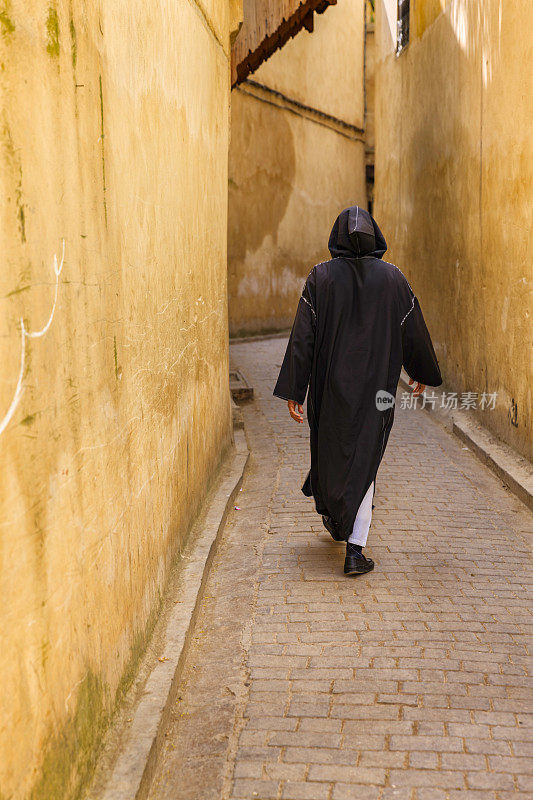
[466,771,516,790]
[307,765,386,784]
[408,751,439,769]
[390,735,463,752]
[512,741,533,756]
[332,703,403,720]
[360,750,407,768]
[386,791,421,800]
[333,679,398,693]
[464,737,512,755]
[518,775,533,792]
[474,710,518,726]
[287,699,330,717]
[237,746,282,761]
[291,680,335,693]
[283,746,358,765]
[492,724,533,740]
[246,716,298,731]
[269,731,342,748]
[298,718,342,733]
[281,782,331,800]
[488,754,532,772]
[233,761,263,779]
[441,752,487,770]
[332,785,381,800]
[343,720,414,735]
[499,793,533,800]
[416,723,449,739]
[263,763,307,781]
[340,734,386,751]
[389,768,465,788]
[239,730,269,747]
[416,791,448,800]
[231,778,280,798]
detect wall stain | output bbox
[69,15,76,69]
[4,283,30,298]
[113,335,119,380]
[46,7,60,57]
[16,178,25,241]
[2,120,26,243]
[99,75,107,226]
[29,671,108,800]
[41,638,50,670]
[228,92,304,336]
[115,600,161,702]
[0,0,15,36]
[228,96,295,263]
[10,561,169,800]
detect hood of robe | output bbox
[328,206,387,260]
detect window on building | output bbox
[396,0,410,55]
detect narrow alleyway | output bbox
[148,337,533,800]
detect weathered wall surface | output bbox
[228,0,368,336]
[375,0,533,460]
[364,1,375,210]
[0,1,235,797]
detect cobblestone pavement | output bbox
[149,337,533,800]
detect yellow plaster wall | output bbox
[365,2,376,208]
[412,0,447,38]
[228,0,368,336]
[0,0,235,796]
[255,0,366,129]
[375,0,533,460]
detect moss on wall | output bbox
[69,16,76,69]
[45,7,59,58]
[0,0,15,36]
[24,595,163,800]
[29,672,108,800]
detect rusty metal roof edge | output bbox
[231,0,337,88]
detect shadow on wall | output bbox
[228,92,296,336]
[379,0,532,459]
[403,2,505,400]
[401,10,480,383]
[228,95,295,262]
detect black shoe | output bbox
[322,515,344,541]
[344,543,374,575]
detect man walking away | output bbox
[273,206,442,576]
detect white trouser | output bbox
[347,481,374,547]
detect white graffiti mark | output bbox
[0,241,65,437]
[0,325,27,438]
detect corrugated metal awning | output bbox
[231,0,337,88]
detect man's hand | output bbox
[288,400,304,423]
[409,378,426,397]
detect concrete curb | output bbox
[97,429,249,800]
[452,415,533,511]
[230,329,291,344]
[398,375,532,511]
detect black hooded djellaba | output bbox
[273,206,442,541]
